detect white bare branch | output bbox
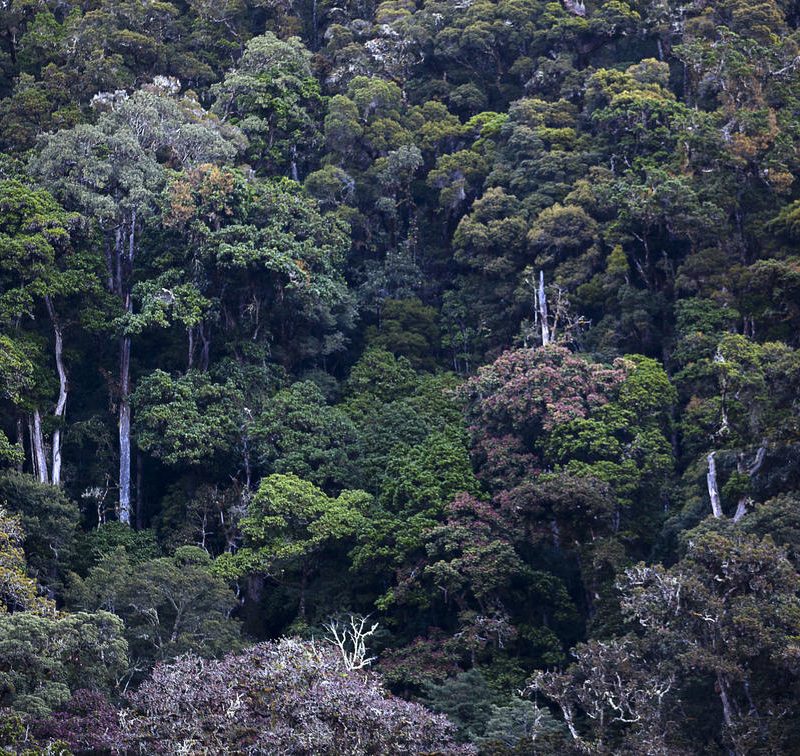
[323,614,379,671]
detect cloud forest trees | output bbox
[2,0,800,752]
[0,179,88,487]
[533,522,800,754]
[30,83,236,523]
[0,505,50,614]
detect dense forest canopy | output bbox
[1,0,800,752]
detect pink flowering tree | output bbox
[461,345,626,489]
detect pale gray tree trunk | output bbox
[538,271,550,346]
[709,446,766,522]
[732,497,748,523]
[31,409,49,484]
[717,671,734,729]
[707,452,723,519]
[45,296,68,486]
[119,332,132,525]
[733,444,766,523]
[201,326,211,370]
[187,326,195,370]
[118,210,136,524]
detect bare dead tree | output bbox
[707,444,767,521]
[538,271,550,346]
[526,273,590,348]
[733,444,767,522]
[323,614,379,671]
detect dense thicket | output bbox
[2,0,800,753]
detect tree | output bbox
[422,669,497,742]
[213,32,322,176]
[122,638,475,754]
[132,369,241,466]
[618,523,800,754]
[32,688,123,754]
[352,430,482,606]
[0,334,33,466]
[30,83,237,523]
[214,473,371,620]
[252,380,362,493]
[0,179,89,486]
[0,610,127,716]
[461,346,626,489]
[529,636,675,754]
[323,613,379,670]
[0,472,78,592]
[345,369,464,494]
[365,298,440,370]
[69,546,241,675]
[534,521,800,754]
[0,506,52,615]
[342,348,419,415]
[450,188,529,352]
[395,493,526,617]
[163,167,355,369]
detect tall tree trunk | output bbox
[119,333,132,524]
[243,436,252,490]
[538,271,550,346]
[31,409,49,484]
[717,671,734,727]
[45,296,68,486]
[707,452,723,518]
[199,322,211,371]
[550,518,561,550]
[716,670,742,755]
[118,212,136,524]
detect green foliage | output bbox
[423,669,496,741]
[132,370,241,465]
[366,298,440,370]
[0,610,127,715]
[252,381,361,493]
[478,698,567,753]
[352,431,481,602]
[0,474,78,590]
[214,473,370,582]
[71,523,160,576]
[163,166,355,365]
[380,430,480,514]
[70,547,240,670]
[0,180,78,321]
[343,348,419,410]
[0,506,52,615]
[212,32,322,173]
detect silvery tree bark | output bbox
[45,295,67,486]
[538,270,550,346]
